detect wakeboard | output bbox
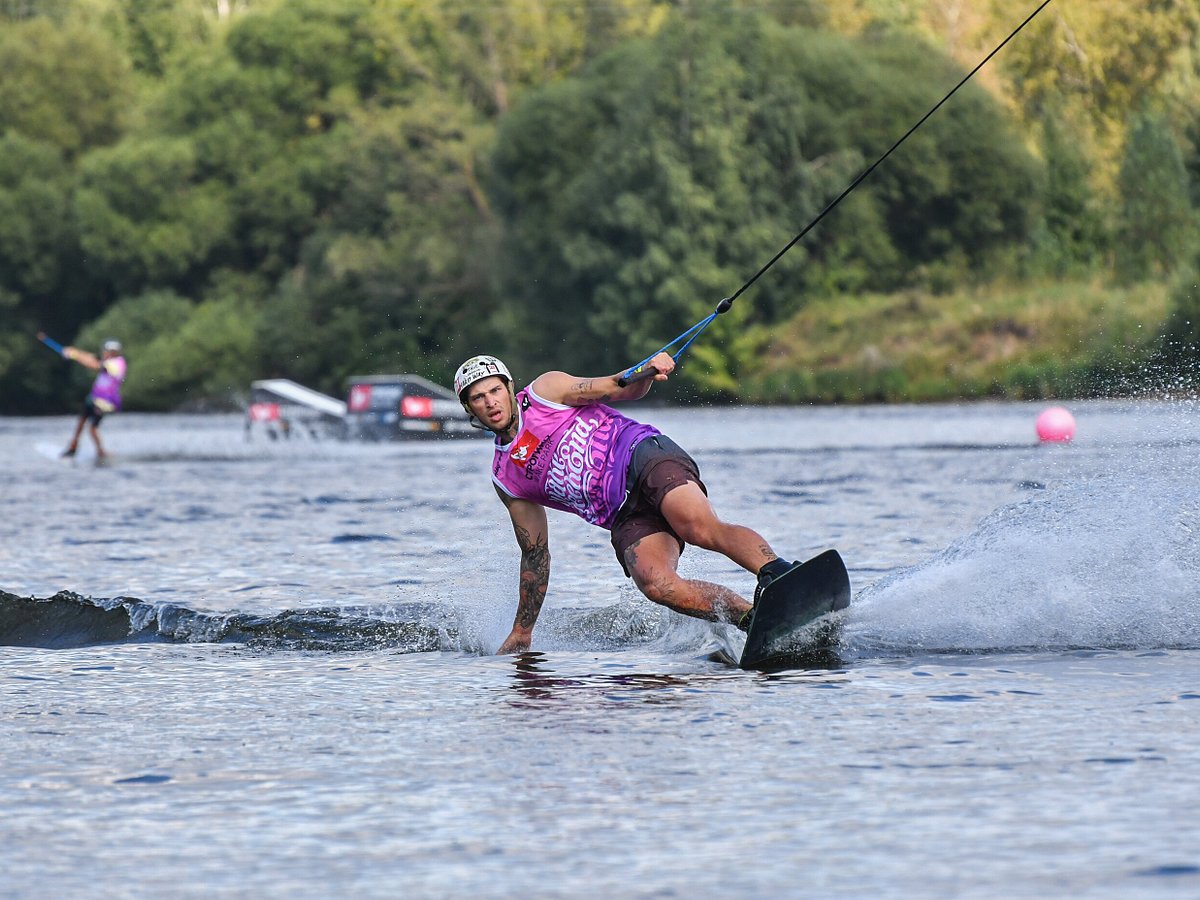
[34,442,108,465]
[739,549,851,670]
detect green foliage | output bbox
[1028,110,1108,277]
[1161,267,1200,352]
[0,129,97,413]
[73,0,219,78]
[0,132,76,299]
[0,0,1196,413]
[116,0,213,76]
[0,16,132,156]
[74,136,234,292]
[1115,112,1197,283]
[742,279,1170,402]
[490,11,1040,381]
[130,0,505,393]
[76,288,261,410]
[0,287,23,392]
[998,0,1200,172]
[77,288,192,349]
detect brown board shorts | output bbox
[609,434,707,576]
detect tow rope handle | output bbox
[616,298,733,387]
[37,332,66,356]
[616,364,659,388]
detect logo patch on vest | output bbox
[509,431,541,468]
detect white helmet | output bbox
[453,355,516,430]
[454,355,512,399]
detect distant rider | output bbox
[454,353,799,654]
[45,335,127,460]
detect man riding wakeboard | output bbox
[454,352,800,654]
[43,335,127,460]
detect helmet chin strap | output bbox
[495,384,519,436]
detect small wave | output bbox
[2,584,859,670]
[1,591,140,649]
[0,591,451,652]
[0,589,766,662]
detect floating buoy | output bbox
[1036,406,1076,443]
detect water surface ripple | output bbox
[2,403,1199,897]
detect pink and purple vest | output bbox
[492,386,658,529]
[89,356,126,412]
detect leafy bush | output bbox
[76,289,261,410]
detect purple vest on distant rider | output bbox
[89,357,127,412]
[491,387,658,529]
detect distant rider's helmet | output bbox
[453,355,516,430]
[102,339,122,353]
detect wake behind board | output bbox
[739,549,851,670]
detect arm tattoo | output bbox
[572,378,613,403]
[514,524,550,630]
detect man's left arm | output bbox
[496,490,551,655]
[532,351,675,406]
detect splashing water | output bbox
[850,444,1200,653]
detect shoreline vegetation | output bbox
[736,279,1173,404]
[2,1,1197,414]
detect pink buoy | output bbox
[1036,406,1076,443]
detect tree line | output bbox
[1,0,1197,412]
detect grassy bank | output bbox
[738,279,1171,403]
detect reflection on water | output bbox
[506,652,693,706]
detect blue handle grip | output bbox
[38,334,65,355]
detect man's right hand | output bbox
[497,628,532,655]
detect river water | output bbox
[2,401,1198,897]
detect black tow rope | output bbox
[618,0,1054,387]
